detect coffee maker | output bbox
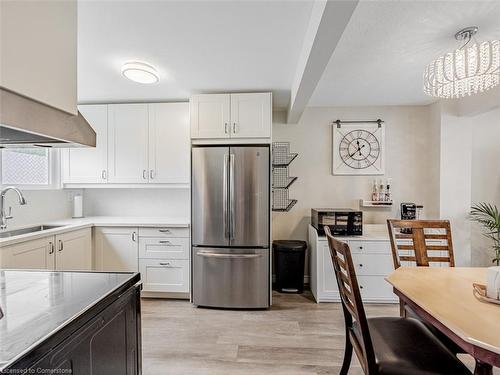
[400,203,416,234]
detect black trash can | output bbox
[273,240,307,293]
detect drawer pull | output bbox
[360,285,364,289]
[159,229,172,234]
[359,264,363,267]
[359,246,363,250]
[158,240,172,245]
[159,262,171,267]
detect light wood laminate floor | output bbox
[141,291,488,374]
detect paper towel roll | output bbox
[73,195,83,218]
[486,266,500,300]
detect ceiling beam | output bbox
[286,0,358,124]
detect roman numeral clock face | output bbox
[332,125,385,175]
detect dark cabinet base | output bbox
[6,283,142,375]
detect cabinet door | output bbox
[230,93,271,138]
[148,103,190,184]
[190,94,230,139]
[108,104,149,183]
[94,227,138,272]
[0,237,55,270]
[30,286,140,375]
[62,105,108,184]
[55,228,92,271]
[139,259,189,293]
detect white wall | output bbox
[471,107,500,266]
[2,189,76,227]
[82,188,189,218]
[438,104,472,266]
[272,105,439,245]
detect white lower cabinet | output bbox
[138,227,190,296]
[55,228,92,271]
[0,237,55,269]
[139,259,189,293]
[0,228,92,271]
[94,227,139,272]
[308,225,397,303]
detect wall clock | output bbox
[332,121,385,175]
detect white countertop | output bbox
[317,224,390,241]
[0,216,190,247]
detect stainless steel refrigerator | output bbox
[191,145,270,308]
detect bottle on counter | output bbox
[371,179,379,201]
[378,179,385,201]
[385,178,392,202]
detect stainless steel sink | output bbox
[0,225,63,239]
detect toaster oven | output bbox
[311,209,363,236]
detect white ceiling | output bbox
[77,0,314,109]
[309,0,500,107]
[78,0,500,110]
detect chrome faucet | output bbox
[0,186,27,229]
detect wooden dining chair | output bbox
[386,219,467,357]
[324,226,471,375]
[386,219,455,269]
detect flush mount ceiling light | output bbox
[423,27,500,99]
[121,62,159,84]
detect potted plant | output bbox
[470,203,500,266]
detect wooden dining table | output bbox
[386,267,500,375]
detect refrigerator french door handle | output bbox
[229,153,235,240]
[223,154,229,239]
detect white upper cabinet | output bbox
[62,105,108,183]
[0,0,77,115]
[149,103,190,184]
[230,93,271,138]
[190,94,230,139]
[108,104,149,183]
[190,93,271,139]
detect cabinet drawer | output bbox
[352,254,394,276]
[138,227,189,238]
[348,240,390,254]
[139,237,189,259]
[139,259,189,293]
[358,275,396,301]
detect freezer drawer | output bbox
[192,247,269,308]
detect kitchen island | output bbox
[0,270,141,373]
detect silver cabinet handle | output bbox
[132,232,137,242]
[58,240,63,252]
[158,240,172,245]
[142,169,147,180]
[197,252,262,259]
[150,170,154,180]
[229,153,235,240]
[223,154,229,239]
[159,262,171,267]
[232,123,237,133]
[49,242,54,255]
[224,123,228,134]
[158,229,171,234]
[101,170,107,180]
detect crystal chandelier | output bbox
[423,27,500,99]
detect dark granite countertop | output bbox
[0,270,140,370]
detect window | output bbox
[0,148,59,188]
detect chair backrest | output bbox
[387,219,455,269]
[324,226,376,374]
